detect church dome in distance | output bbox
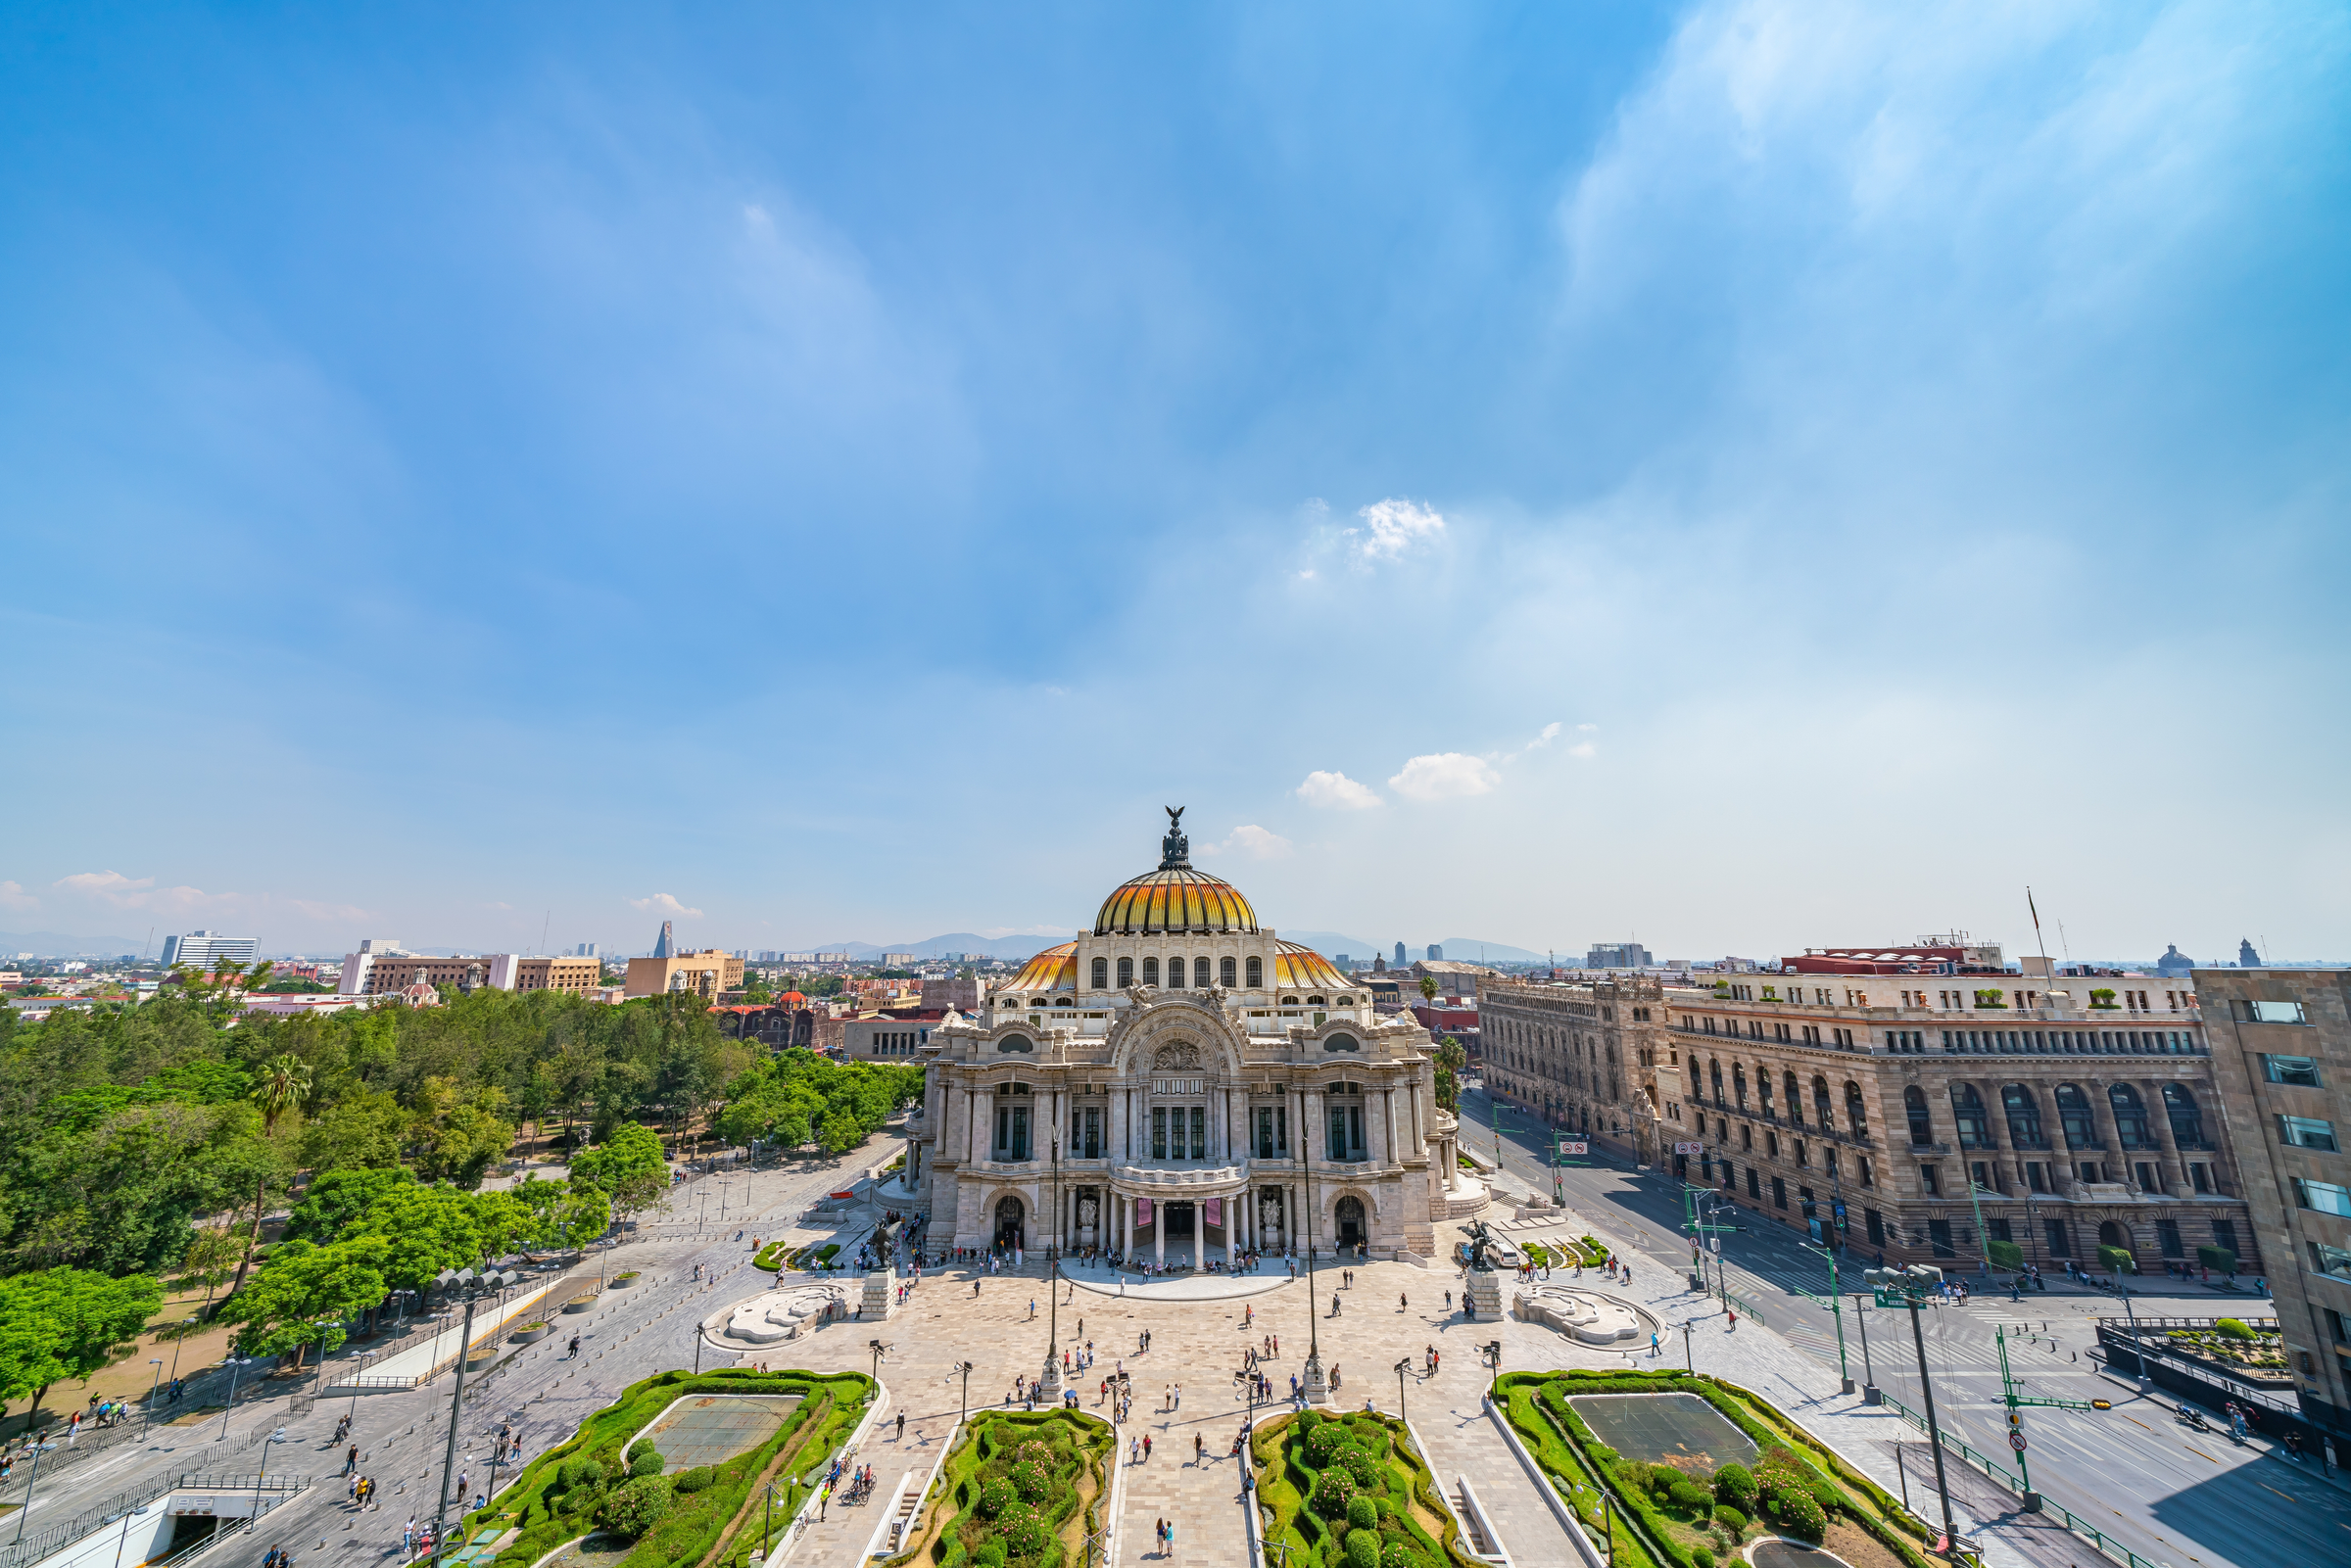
[1093,808,1260,936]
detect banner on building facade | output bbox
[1206,1198,1222,1226]
[1135,1197,1153,1226]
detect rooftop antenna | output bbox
[2027,887,2054,984]
[540,909,552,957]
[2055,918,2073,965]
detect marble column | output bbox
[1154,1207,1165,1266]
[1194,1204,1204,1270]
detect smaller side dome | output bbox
[1003,941,1079,993]
[1272,941,1348,992]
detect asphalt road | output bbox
[1455,1085,2351,1568]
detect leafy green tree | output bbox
[0,1267,164,1421]
[549,1184,612,1252]
[571,1124,669,1217]
[285,1167,418,1245]
[342,1184,484,1290]
[219,1236,387,1369]
[178,1226,244,1322]
[1433,1037,1466,1114]
[297,1091,409,1172]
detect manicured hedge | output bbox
[1499,1371,1938,1568]
[896,1407,1113,1567]
[478,1367,873,1568]
[1250,1409,1477,1568]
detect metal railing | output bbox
[0,1473,307,1568]
[1875,1391,2162,1568]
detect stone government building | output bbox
[1481,943,2257,1275]
[904,811,1486,1263]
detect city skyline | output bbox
[4,5,2346,954]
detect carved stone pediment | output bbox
[1152,1043,1203,1070]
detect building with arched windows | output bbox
[903,811,1482,1262]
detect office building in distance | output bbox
[161,930,259,969]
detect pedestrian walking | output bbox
[1143,1433,1153,1461]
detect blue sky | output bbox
[3,1,2347,962]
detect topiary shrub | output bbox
[627,1437,657,1461]
[977,1476,1016,1519]
[1341,1446,1380,1489]
[1380,1542,1428,1568]
[670,1467,714,1495]
[1347,1528,1382,1568]
[560,1457,605,1492]
[1308,1422,1357,1467]
[1762,1481,1826,1540]
[602,1475,672,1537]
[629,1449,664,1478]
[1692,1549,1715,1568]
[1312,1467,1360,1518]
[969,1544,1007,1568]
[1712,1463,1756,1511]
[2216,1317,2256,1341]
[1667,1478,1711,1511]
[1347,1495,1379,1532]
[1713,1505,1747,1538]
[995,1499,1049,1558]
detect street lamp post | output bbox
[1298,1091,1326,1403]
[431,1266,518,1566]
[248,1425,287,1554]
[348,1351,377,1426]
[1852,1294,1880,1403]
[1799,1239,1854,1394]
[1680,1320,1693,1373]
[216,1354,254,1441]
[140,1358,164,1436]
[1394,1358,1411,1426]
[957,1360,975,1425]
[1864,1265,1959,1557]
[1040,1137,1064,1402]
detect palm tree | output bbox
[1418,974,1440,1008]
[227,1055,313,1296]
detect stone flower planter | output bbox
[511,1323,550,1345]
[561,1293,600,1314]
[610,1271,641,1288]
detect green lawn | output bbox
[888,1407,1113,1567]
[1251,1407,1477,1568]
[480,1367,874,1568]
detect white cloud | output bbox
[1388,753,1501,801]
[1568,741,1598,758]
[1196,825,1296,860]
[1496,721,1566,764]
[1346,499,1446,563]
[53,870,237,917]
[630,892,705,919]
[1296,770,1382,810]
[0,879,36,911]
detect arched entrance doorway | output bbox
[1334,1196,1366,1250]
[2097,1220,2129,1251]
[995,1195,1026,1250]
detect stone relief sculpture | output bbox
[1152,1042,1203,1070]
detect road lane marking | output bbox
[2183,1447,2218,1463]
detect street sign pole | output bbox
[1993,1322,2110,1512]
[1799,1239,1853,1394]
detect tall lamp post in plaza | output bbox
[140,1358,164,1436]
[1394,1358,1412,1426]
[1039,1135,1064,1402]
[1862,1265,1959,1557]
[1798,1238,1854,1395]
[1851,1293,1880,1403]
[956,1360,975,1425]
[430,1266,520,1567]
[1297,1090,1327,1402]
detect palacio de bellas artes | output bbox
[905,809,1485,1265]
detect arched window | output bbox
[1091,957,1109,989]
[1813,1075,1833,1128]
[1733,1064,1749,1109]
[1142,957,1160,986]
[1904,1086,1934,1146]
[2054,1084,2096,1149]
[2001,1085,2045,1147]
[1117,957,1134,988]
[2108,1084,2153,1147]
[1785,1071,1803,1125]
[1844,1080,1866,1135]
[1221,956,1237,988]
[1757,1070,1774,1115]
[1708,1059,1724,1105]
[1949,1084,1991,1148]
[1245,956,1263,988]
[1195,957,1213,989]
[2162,1084,2205,1146]
[997,1034,1034,1054]
[1336,994,1353,1005]
[1308,995,1327,1006]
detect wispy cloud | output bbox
[1345,499,1446,563]
[629,892,705,919]
[53,871,239,918]
[1197,825,1296,860]
[1388,753,1501,801]
[0,880,36,912]
[1296,771,1382,810]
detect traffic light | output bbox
[2007,1408,2021,1427]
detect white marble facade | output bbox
[906,813,1476,1263]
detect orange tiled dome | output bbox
[1271,941,1347,992]
[1004,941,1079,992]
[1093,868,1260,936]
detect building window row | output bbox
[1090,954,1261,990]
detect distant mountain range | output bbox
[823,932,1062,962]
[1277,931,1552,966]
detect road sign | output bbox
[2008,1431,2027,1452]
[1833,1201,1847,1220]
[1673,1142,1704,1156]
[1559,1141,1589,1156]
